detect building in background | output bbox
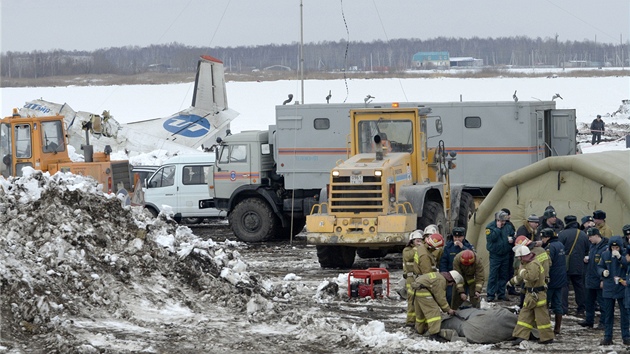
[412,51,450,69]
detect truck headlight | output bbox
[332,170,340,177]
[374,170,382,177]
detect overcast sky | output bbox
[1,0,629,53]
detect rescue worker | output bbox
[558,215,590,317]
[411,270,463,341]
[593,210,614,238]
[439,227,474,304]
[501,208,518,296]
[440,227,475,272]
[516,214,542,247]
[578,227,608,329]
[580,215,596,231]
[514,235,550,307]
[402,230,423,327]
[422,225,443,263]
[597,235,629,346]
[540,228,567,335]
[537,208,564,236]
[485,210,511,302]
[590,114,605,145]
[623,224,630,246]
[414,233,444,275]
[508,244,554,345]
[452,250,485,309]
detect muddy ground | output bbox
[184,220,628,354]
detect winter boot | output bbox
[554,314,562,335]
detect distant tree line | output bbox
[1,36,627,79]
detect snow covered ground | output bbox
[1,76,629,353]
[2,76,630,163]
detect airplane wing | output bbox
[17,55,238,156]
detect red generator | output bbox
[348,268,390,299]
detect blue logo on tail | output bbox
[163,114,212,137]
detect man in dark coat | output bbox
[537,207,564,235]
[485,211,512,302]
[516,214,542,247]
[597,236,629,345]
[590,114,605,145]
[541,228,567,335]
[501,208,518,295]
[579,228,609,329]
[558,215,590,317]
[440,226,475,306]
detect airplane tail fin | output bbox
[193,55,228,112]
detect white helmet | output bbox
[449,270,464,284]
[423,224,439,236]
[513,244,531,257]
[409,230,424,241]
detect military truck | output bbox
[205,100,576,246]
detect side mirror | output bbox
[435,119,443,135]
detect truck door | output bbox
[547,109,577,156]
[213,143,251,200]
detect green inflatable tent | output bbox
[467,150,630,272]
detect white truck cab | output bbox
[143,154,224,223]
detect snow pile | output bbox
[0,169,273,351]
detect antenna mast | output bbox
[300,0,304,103]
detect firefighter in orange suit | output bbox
[402,230,424,327]
[452,250,485,309]
[508,244,554,345]
[411,270,463,341]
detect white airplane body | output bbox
[18,55,238,156]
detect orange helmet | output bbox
[460,250,476,266]
[514,235,531,246]
[426,233,444,248]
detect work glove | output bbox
[603,269,610,278]
[612,250,622,259]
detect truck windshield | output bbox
[357,119,413,153]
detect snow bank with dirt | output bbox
[0,168,275,352]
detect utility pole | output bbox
[299,0,304,104]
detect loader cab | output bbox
[1,113,68,178]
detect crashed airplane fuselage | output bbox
[18,55,238,156]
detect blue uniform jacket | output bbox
[439,239,475,271]
[598,236,628,299]
[585,237,609,289]
[485,221,511,257]
[546,238,567,289]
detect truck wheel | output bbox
[277,218,306,239]
[316,246,356,268]
[356,248,389,259]
[457,192,475,228]
[418,200,446,235]
[146,207,159,218]
[229,199,277,242]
